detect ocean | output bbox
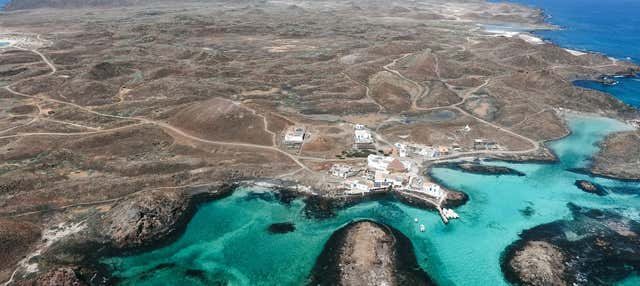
[493,0,640,108]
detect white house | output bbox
[354,129,374,144]
[394,143,408,157]
[418,183,445,198]
[284,126,305,144]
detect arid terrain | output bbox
[0,0,638,284]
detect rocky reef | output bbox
[308,220,435,286]
[267,222,295,234]
[574,180,607,196]
[436,162,525,176]
[502,203,640,286]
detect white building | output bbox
[394,143,408,157]
[284,126,305,144]
[417,183,445,198]
[354,129,374,144]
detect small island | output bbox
[502,204,640,286]
[308,220,435,286]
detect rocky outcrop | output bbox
[96,189,190,249]
[308,220,435,286]
[502,203,640,285]
[507,241,566,286]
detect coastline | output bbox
[66,178,463,284]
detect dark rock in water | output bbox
[303,195,339,219]
[267,222,296,234]
[185,269,207,280]
[519,206,535,217]
[244,188,299,205]
[308,220,435,286]
[574,180,607,196]
[151,263,176,271]
[438,162,525,176]
[502,203,640,286]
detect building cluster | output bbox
[332,153,445,201]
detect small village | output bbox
[279,123,492,225]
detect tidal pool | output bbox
[103,114,640,285]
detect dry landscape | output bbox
[0,0,638,284]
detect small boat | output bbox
[420,224,426,232]
[414,218,419,223]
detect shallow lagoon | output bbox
[103,114,640,285]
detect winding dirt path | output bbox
[0,37,312,171]
[382,53,540,153]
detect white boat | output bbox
[414,218,419,223]
[420,224,425,232]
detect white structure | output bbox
[394,143,408,157]
[330,164,357,178]
[354,128,374,144]
[284,126,305,144]
[416,183,445,198]
[464,124,471,133]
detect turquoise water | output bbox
[104,114,640,286]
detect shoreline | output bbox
[70,178,464,284]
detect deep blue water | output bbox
[492,0,640,108]
[495,0,640,63]
[575,76,640,108]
